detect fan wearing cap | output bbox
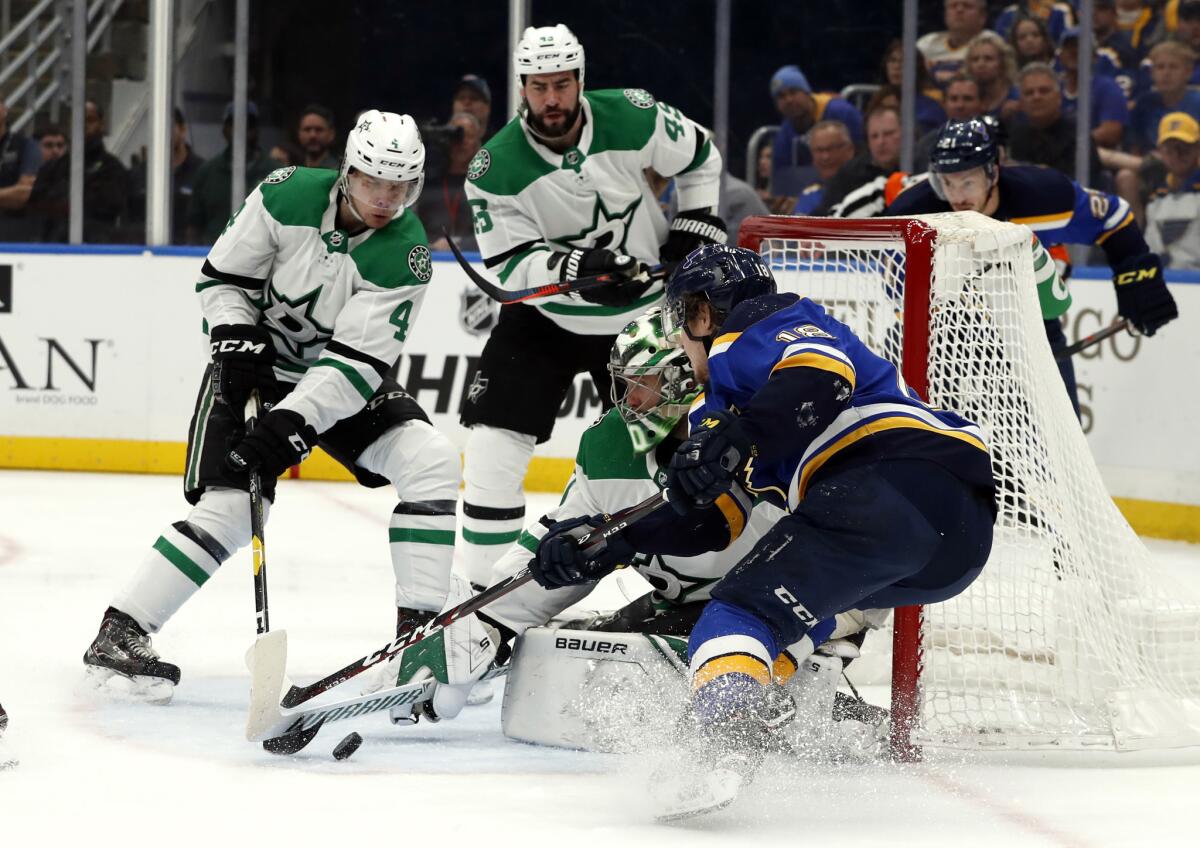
[81,109,473,702]
[768,64,864,196]
[1144,111,1200,268]
[887,117,1179,416]
[459,24,726,589]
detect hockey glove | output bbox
[555,247,653,307]
[659,209,728,269]
[666,409,753,515]
[226,408,318,479]
[1112,253,1178,337]
[531,514,636,590]
[209,324,279,409]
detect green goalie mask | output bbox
[607,307,700,454]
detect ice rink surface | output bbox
[2,468,1199,846]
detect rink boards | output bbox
[0,247,1196,540]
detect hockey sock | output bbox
[688,600,777,723]
[460,426,536,587]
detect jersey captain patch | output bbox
[264,166,296,184]
[407,245,433,282]
[623,88,656,109]
[466,149,491,182]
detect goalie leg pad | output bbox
[501,627,690,752]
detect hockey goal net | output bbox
[738,212,1200,757]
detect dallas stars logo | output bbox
[408,245,433,282]
[623,88,656,109]
[550,194,641,256]
[357,118,372,132]
[262,281,334,360]
[467,149,491,181]
[264,166,295,184]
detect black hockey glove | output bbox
[226,408,318,480]
[531,515,636,590]
[555,247,652,307]
[209,324,279,409]
[659,209,728,269]
[1112,253,1178,337]
[665,409,753,515]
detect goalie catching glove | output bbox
[551,247,652,307]
[209,324,279,409]
[1111,252,1178,337]
[362,576,501,722]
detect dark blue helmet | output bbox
[929,117,999,201]
[662,244,776,343]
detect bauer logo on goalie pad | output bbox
[407,245,433,283]
[554,636,629,654]
[459,288,498,336]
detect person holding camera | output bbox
[417,107,486,252]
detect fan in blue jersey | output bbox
[885,117,1179,415]
[529,244,997,776]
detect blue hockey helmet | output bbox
[662,244,776,344]
[928,117,1000,201]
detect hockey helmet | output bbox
[608,307,700,454]
[928,117,999,201]
[339,110,425,221]
[513,25,585,86]
[662,244,776,344]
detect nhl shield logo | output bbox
[459,288,498,336]
[623,88,656,109]
[467,149,491,181]
[407,245,433,282]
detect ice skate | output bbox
[83,608,181,705]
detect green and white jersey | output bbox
[485,408,784,634]
[197,166,433,434]
[464,88,722,335]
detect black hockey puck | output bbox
[332,732,363,761]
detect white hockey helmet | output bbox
[513,24,585,86]
[339,109,425,221]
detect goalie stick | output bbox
[444,229,667,304]
[1054,317,1131,361]
[246,491,670,744]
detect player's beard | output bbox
[525,100,583,140]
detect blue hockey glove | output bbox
[666,410,752,515]
[1112,253,1178,336]
[209,324,279,409]
[531,515,635,590]
[226,408,318,479]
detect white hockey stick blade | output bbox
[651,768,744,823]
[245,629,289,741]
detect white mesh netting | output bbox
[754,211,1200,751]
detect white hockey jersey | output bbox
[463,88,722,335]
[197,166,432,434]
[485,408,785,634]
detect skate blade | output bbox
[466,680,494,707]
[83,665,175,705]
[651,768,743,822]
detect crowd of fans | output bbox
[0,1,1197,269]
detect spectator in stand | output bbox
[769,64,863,197]
[417,111,485,252]
[918,0,998,88]
[815,106,902,214]
[994,1,1076,44]
[1058,28,1131,149]
[129,108,205,243]
[26,101,129,243]
[915,74,984,170]
[1116,0,1165,61]
[647,167,767,244]
[1177,2,1200,83]
[1010,15,1057,67]
[878,39,948,136]
[37,126,66,163]
[1009,62,1102,183]
[295,104,339,170]
[1144,111,1200,267]
[452,75,492,137]
[793,120,856,214]
[1131,40,1200,153]
[1093,0,1139,81]
[966,32,1021,123]
[0,98,43,240]
[186,100,276,245]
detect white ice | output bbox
[1,469,1199,846]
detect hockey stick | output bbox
[1054,318,1132,361]
[444,229,667,304]
[253,490,670,718]
[244,392,270,636]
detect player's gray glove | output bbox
[555,247,652,307]
[209,324,279,409]
[1112,253,1178,336]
